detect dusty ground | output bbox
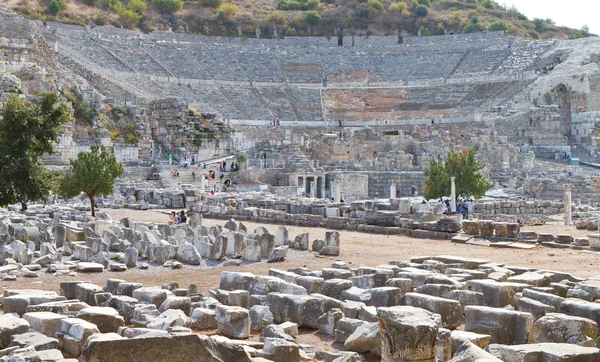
[11,208,599,296]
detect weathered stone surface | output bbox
[487,343,600,361]
[81,334,253,362]
[344,322,379,354]
[529,313,598,347]
[23,312,67,338]
[9,331,58,351]
[215,305,250,339]
[0,314,30,348]
[190,308,217,330]
[147,309,190,331]
[377,306,440,362]
[449,341,502,362]
[249,305,273,331]
[464,306,532,345]
[401,293,463,329]
[450,330,491,355]
[259,337,300,362]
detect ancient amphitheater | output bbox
[2,4,600,362]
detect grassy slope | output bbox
[9,0,583,40]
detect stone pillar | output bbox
[378,306,439,362]
[389,180,397,199]
[310,180,316,198]
[450,176,456,213]
[564,184,572,226]
[300,177,306,191]
[334,179,341,203]
[320,177,326,199]
[200,174,206,191]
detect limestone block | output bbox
[76,307,125,333]
[517,297,555,321]
[158,296,192,316]
[529,313,598,346]
[23,312,67,337]
[243,239,261,262]
[266,293,323,329]
[295,276,324,295]
[132,287,170,308]
[559,299,600,327]
[190,308,217,330]
[344,322,379,354]
[401,293,463,329]
[249,305,273,331]
[334,318,366,343]
[0,314,30,348]
[464,306,532,345]
[215,305,250,339]
[293,233,309,251]
[322,279,353,300]
[450,330,491,355]
[449,342,501,362]
[9,331,58,351]
[147,309,190,331]
[479,221,494,237]
[507,223,520,238]
[259,337,300,362]
[268,246,288,262]
[437,328,451,362]
[487,343,600,361]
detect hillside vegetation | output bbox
[10,0,592,40]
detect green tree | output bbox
[127,0,147,14]
[59,145,124,217]
[152,0,184,13]
[415,4,428,17]
[368,0,384,12]
[0,92,71,210]
[488,20,509,32]
[304,10,321,25]
[422,148,493,200]
[48,0,61,15]
[265,12,287,26]
[235,152,249,170]
[418,0,430,6]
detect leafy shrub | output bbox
[464,22,483,32]
[48,0,60,15]
[356,5,369,18]
[418,0,430,6]
[278,0,319,11]
[152,0,184,13]
[415,4,428,17]
[304,10,321,25]
[95,13,106,25]
[481,0,494,9]
[367,0,383,15]
[464,0,477,4]
[127,0,147,14]
[201,0,222,7]
[436,22,445,35]
[217,3,238,18]
[284,26,297,35]
[265,12,287,25]
[488,20,509,32]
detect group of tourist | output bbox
[168,210,187,225]
[441,198,473,215]
[180,154,196,167]
[270,118,281,127]
[217,161,239,172]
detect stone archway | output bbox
[546,84,572,137]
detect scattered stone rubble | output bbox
[1,254,600,361]
[0,206,343,281]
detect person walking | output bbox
[168,153,173,165]
[192,171,196,182]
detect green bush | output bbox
[356,5,369,18]
[415,4,428,17]
[464,0,477,4]
[464,22,482,32]
[278,0,319,11]
[217,3,238,18]
[418,0,430,6]
[304,10,321,25]
[95,13,106,25]
[82,0,96,5]
[284,26,297,36]
[265,12,287,25]
[127,0,147,14]
[368,0,384,11]
[48,0,61,15]
[201,0,222,7]
[481,0,494,9]
[152,0,184,13]
[436,22,445,35]
[488,20,509,32]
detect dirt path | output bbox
[10,209,600,297]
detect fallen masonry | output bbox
[0,251,599,361]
